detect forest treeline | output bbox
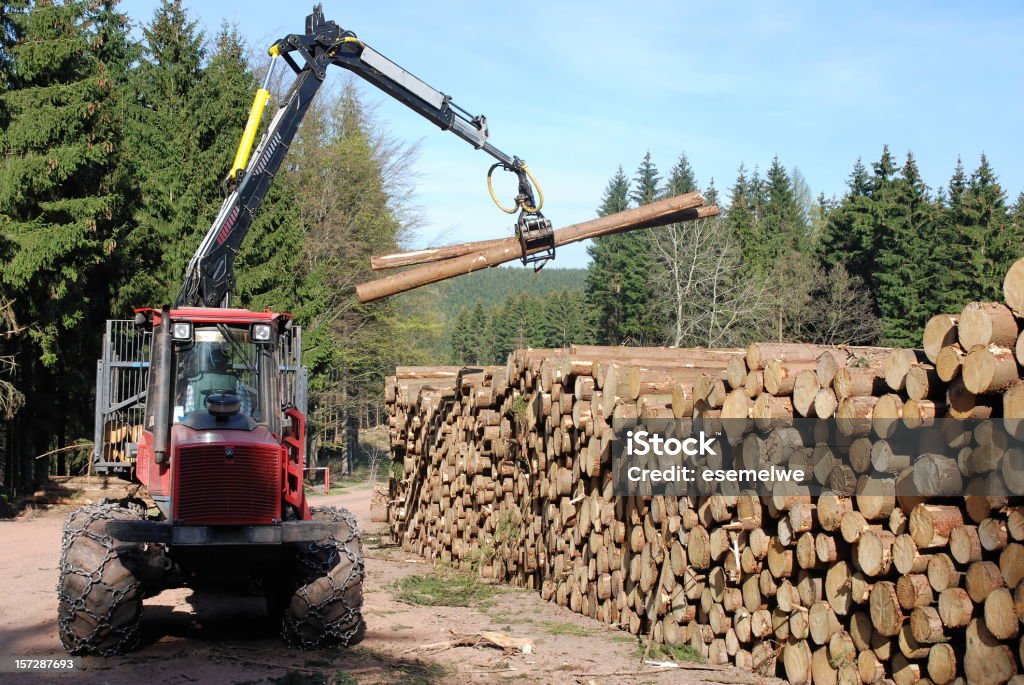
[3,2,1023,491]
[450,149,1024,363]
[0,0,441,489]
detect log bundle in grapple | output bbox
[383,259,1024,685]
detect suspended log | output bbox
[370,236,511,270]
[358,193,714,301]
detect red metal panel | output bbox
[137,306,293,326]
[136,431,171,497]
[283,407,310,520]
[173,442,281,524]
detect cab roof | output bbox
[137,307,293,325]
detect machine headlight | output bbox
[171,321,193,342]
[252,323,273,342]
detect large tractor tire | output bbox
[58,502,146,655]
[282,506,365,648]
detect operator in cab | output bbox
[174,329,257,421]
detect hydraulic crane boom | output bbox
[177,5,552,308]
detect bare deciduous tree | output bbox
[647,218,771,348]
[0,297,24,420]
[802,265,882,345]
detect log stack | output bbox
[383,258,1024,685]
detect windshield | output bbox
[173,325,261,422]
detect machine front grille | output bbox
[174,443,281,524]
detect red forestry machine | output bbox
[59,6,549,655]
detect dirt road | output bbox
[0,486,775,684]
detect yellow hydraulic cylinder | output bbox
[228,55,278,181]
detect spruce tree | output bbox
[584,157,660,344]
[704,178,719,206]
[0,0,134,483]
[0,1,24,116]
[818,159,879,292]
[727,164,760,271]
[159,24,255,303]
[761,155,806,265]
[960,154,1011,300]
[874,153,936,345]
[596,165,630,215]
[541,290,595,348]
[630,151,661,205]
[663,150,697,196]
[467,302,490,364]
[122,0,207,308]
[586,167,630,343]
[449,307,472,363]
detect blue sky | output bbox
[127,1,1024,268]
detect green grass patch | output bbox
[388,661,447,685]
[485,609,535,625]
[364,608,398,617]
[330,674,359,685]
[393,566,495,607]
[634,639,705,664]
[538,621,589,636]
[609,632,637,644]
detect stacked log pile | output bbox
[383,260,1024,685]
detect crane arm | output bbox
[177,5,551,309]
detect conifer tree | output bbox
[959,154,1012,300]
[541,290,596,348]
[158,24,255,303]
[630,151,661,205]
[818,159,879,291]
[704,178,719,206]
[586,166,641,344]
[123,0,207,307]
[467,302,490,363]
[761,156,806,264]
[727,164,760,270]
[0,0,134,482]
[874,153,937,344]
[449,307,472,364]
[584,153,660,343]
[663,151,697,196]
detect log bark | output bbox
[358,193,713,301]
[959,301,1018,350]
[370,237,512,270]
[909,503,964,548]
[963,345,1019,394]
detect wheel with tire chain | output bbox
[282,506,365,648]
[58,501,146,655]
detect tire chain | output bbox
[282,505,365,648]
[57,501,146,656]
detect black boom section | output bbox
[177,5,547,308]
[178,68,323,308]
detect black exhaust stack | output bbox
[152,305,173,463]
